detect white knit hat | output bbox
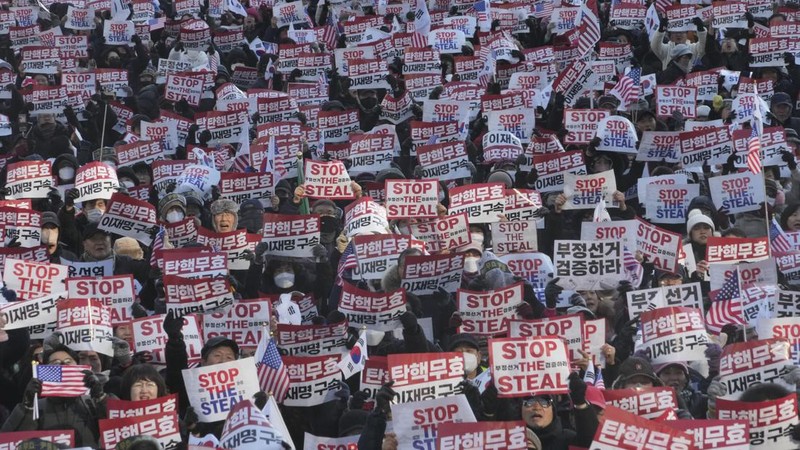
[686,209,715,234]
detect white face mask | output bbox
[41,228,58,246]
[166,210,185,223]
[366,329,385,346]
[122,181,135,189]
[85,208,104,223]
[274,272,295,289]
[58,167,75,181]
[463,352,478,374]
[464,256,480,274]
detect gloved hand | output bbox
[43,331,64,351]
[23,378,42,407]
[184,406,199,431]
[110,336,132,366]
[691,17,705,31]
[782,364,800,385]
[785,52,796,67]
[350,389,370,410]
[544,277,562,308]
[449,312,463,328]
[481,384,499,416]
[312,244,328,262]
[458,379,481,408]
[65,188,80,208]
[516,302,534,319]
[617,280,634,297]
[399,311,418,330]
[83,370,104,399]
[569,372,587,405]
[240,249,255,261]
[163,310,184,340]
[705,343,722,375]
[745,11,754,28]
[253,391,268,409]
[375,381,397,414]
[254,242,268,263]
[659,14,668,32]
[782,150,798,171]
[334,379,351,402]
[131,302,148,318]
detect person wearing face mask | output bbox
[116,167,140,191]
[54,154,79,186]
[311,199,343,253]
[159,193,188,225]
[657,44,694,85]
[41,212,77,262]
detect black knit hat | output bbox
[612,356,662,388]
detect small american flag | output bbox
[770,218,794,254]
[577,5,601,57]
[623,246,643,288]
[410,32,428,48]
[705,298,744,335]
[595,365,605,390]
[609,67,641,108]
[714,269,740,302]
[255,337,290,403]
[231,153,252,173]
[320,25,338,51]
[36,364,91,397]
[747,125,762,175]
[149,225,165,269]
[335,241,357,286]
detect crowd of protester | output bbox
[0,0,800,448]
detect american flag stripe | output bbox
[714,269,739,302]
[609,67,641,107]
[36,365,91,397]
[705,299,744,335]
[577,5,601,57]
[747,125,762,174]
[256,339,291,403]
[410,32,428,48]
[149,225,165,269]
[770,218,794,254]
[336,241,357,286]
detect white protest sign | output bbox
[640,306,710,364]
[709,172,765,215]
[636,131,681,163]
[553,240,625,290]
[645,184,699,225]
[489,337,570,397]
[385,180,438,219]
[391,395,476,450]
[457,282,522,336]
[103,20,134,45]
[182,357,261,422]
[635,218,682,273]
[508,314,584,361]
[562,170,617,210]
[656,85,697,118]
[595,116,638,154]
[56,298,114,356]
[3,259,68,300]
[492,221,537,255]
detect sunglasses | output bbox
[522,397,553,408]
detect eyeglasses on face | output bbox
[522,397,552,408]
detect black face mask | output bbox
[359,96,378,110]
[320,215,340,243]
[107,58,122,68]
